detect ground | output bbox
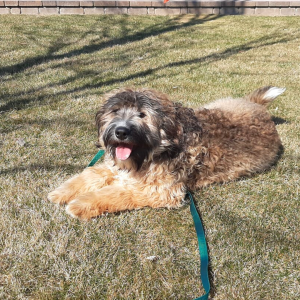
[0,15,299,300]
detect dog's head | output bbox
[96,88,188,170]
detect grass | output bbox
[0,14,300,300]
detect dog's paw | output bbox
[66,199,103,220]
[47,189,73,205]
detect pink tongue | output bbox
[116,146,132,160]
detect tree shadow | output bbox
[0,115,93,134]
[0,14,221,113]
[1,27,295,113]
[0,163,85,176]
[0,15,219,77]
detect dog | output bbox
[48,86,285,220]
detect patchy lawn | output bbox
[0,14,299,299]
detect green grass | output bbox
[1,14,300,300]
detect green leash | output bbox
[88,149,210,300]
[88,149,105,167]
[187,191,210,300]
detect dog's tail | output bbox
[245,86,285,107]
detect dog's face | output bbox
[96,89,183,170]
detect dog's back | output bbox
[190,86,284,189]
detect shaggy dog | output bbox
[48,86,285,220]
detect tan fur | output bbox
[48,87,284,220]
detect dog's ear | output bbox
[174,104,202,144]
[140,89,182,138]
[161,113,180,137]
[95,105,107,148]
[155,103,183,157]
[95,106,104,129]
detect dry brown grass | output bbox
[1,15,300,299]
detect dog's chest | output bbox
[112,170,134,185]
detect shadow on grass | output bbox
[0,115,94,134]
[0,32,293,113]
[0,163,85,176]
[1,15,220,112]
[272,116,289,125]
[0,15,218,77]
[1,15,298,113]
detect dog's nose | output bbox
[115,126,130,140]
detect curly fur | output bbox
[48,86,284,220]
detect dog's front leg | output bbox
[65,183,186,220]
[47,165,115,205]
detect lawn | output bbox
[0,14,299,300]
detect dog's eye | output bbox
[112,109,119,113]
[139,112,146,118]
